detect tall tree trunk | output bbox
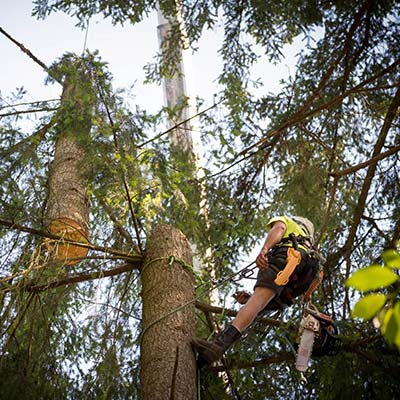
[140,225,196,400]
[157,5,218,304]
[45,63,95,265]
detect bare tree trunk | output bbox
[45,64,94,265]
[140,225,196,400]
[157,5,218,305]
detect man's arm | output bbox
[255,221,286,269]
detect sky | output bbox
[0,0,300,116]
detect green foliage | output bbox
[347,248,400,351]
[352,293,387,320]
[346,264,399,292]
[2,0,400,397]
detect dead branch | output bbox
[0,219,143,263]
[0,26,59,83]
[210,352,294,371]
[0,107,58,117]
[195,301,284,327]
[23,263,139,293]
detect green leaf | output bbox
[381,307,399,347]
[351,293,387,320]
[346,265,399,291]
[382,249,400,269]
[381,307,393,335]
[394,303,400,350]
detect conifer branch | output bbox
[330,145,400,177]
[0,219,143,263]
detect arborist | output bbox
[192,215,324,365]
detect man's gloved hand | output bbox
[233,290,251,304]
[256,251,269,270]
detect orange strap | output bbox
[303,270,324,303]
[274,247,302,286]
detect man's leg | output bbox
[192,287,276,365]
[232,286,276,332]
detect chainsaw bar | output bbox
[295,314,320,372]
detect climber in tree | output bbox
[192,215,323,365]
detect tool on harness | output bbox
[274,234,302,286]
[234,233,324,312]
[271,233,323,305]
[295,303,338,372]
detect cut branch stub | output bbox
[47,217,90,266]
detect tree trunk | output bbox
[157,7,218,305]
[140,225,196,400]
[45,64,94,265]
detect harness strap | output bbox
[303,270,324,303]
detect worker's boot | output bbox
[191,325,241,365]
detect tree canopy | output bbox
[1,0,399,398]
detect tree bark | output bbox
[140,225,196,400]
[45,64,95,265]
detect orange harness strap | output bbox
[274,247,302,286]
[303,270,324,303]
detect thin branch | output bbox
[95,80,144,254]
[136,98,225,149]
[0,293,35,360]
[0,26,60,84]
[0,107,58,117]
[0,98,59,110]
[330,144,400,177]
[0,219,143,263]
[210,352,294,372]
[239,134,280,210]
[239,56,400,158]
[195,301,284,327]
[21,263,139,293]
[98,198,136,246]
[361,215,388,239]
[316,176,339,245]
[0,117,56,159]
[80,298,141,320]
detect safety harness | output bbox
[268,233,324,307]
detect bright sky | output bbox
[0,0,300,114]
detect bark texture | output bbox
[45,66,94,265]
[141,225,196,400]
